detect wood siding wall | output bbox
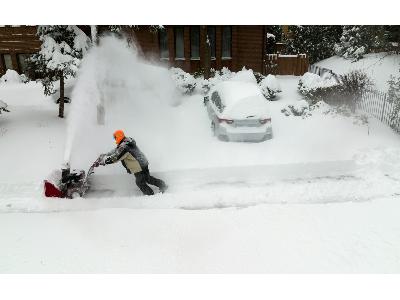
[129,25,264,74]
[236,25,264,73]
[0,26,41,75]
[0,25,308,77]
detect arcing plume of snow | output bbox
[64,35,178,170]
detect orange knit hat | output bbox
[113,130,125,145]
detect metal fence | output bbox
[358,90,400,132]
[308,63,400,132]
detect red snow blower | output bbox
[44,155,105,198]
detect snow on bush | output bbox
[170,66,283,101]
[259,74,282,99]
[0,69,28,84]
[170,67,197,95]
[229,68,257,84]
[299,70,373,108]
[298,72,341,105]
[387,71,400,131]
[281,100,309,116]
[334,26,389,61]
[298,72,339,92]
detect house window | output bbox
[222,26,232,58]
[3,54,13,70]
[190,26,200,59]
[175,27,185,59]
[159,29,169,59]
[17,54,29,74]
[207,26,216,59]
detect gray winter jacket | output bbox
[105,137,149,174]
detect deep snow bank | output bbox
[65,36,179,169]
[314,53,400,91]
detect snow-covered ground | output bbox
[314,52,400,91]
[1,39,400,273]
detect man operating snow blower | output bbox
[96,130,168,195]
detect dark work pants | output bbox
[134,166,167,195]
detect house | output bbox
[0,25,308,77]
[122,25,266,74]
[0,26,41,76]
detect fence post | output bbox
[381,92,387,122]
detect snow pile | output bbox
[0,70,26,84]
[298,72,341,104]
[259,74,282,99]
[65,35,177,169]
[199,67,235,94]
[229,68,257,84]
[281,100,309,116]
[314,53,400,91]
[298,72,339,92]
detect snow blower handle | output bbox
[93,154,106,168]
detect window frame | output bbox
[174,26,185,60]
[221,26,232,60]
[190,26,200,60]
[207,26,216,60]
[3,54,14,70]
[159,28,169,60]
[17,53,29,74]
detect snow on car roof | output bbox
[213,81,263,107]
[211,81,269,119]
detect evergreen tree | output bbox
[265,25,283,53]
[27,26,90,118]
[284,26,343,64]
[334,26,389,61]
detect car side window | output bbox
[211,91,225,113]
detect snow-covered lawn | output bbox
[1,40,400,272]
[314,52,400,91]
[2,197,400,273]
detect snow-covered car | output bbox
[0,100,10,114]
[204,81,273,142]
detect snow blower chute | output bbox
[44,155,105,198]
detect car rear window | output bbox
[211,91,225,112]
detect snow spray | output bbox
[64,35,178,171]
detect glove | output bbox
[104,157,113,165]
[94,154,106,167]
[99,157,106,166]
